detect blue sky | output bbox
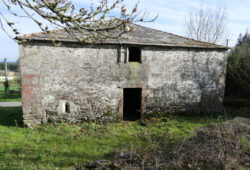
[0,0,249,62]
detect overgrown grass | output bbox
[0,78,21,102]
[0,107,227,169]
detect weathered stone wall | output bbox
[19,42,227,125]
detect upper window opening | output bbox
[129,47,141,63]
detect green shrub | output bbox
[226,32,250,96]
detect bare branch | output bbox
[183,1,228,44]
[0,0,158,44]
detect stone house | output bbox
[18,24,229,125]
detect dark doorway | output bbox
[123,88,142,121]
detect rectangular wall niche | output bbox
[65,102,70,113]
[123,88,142,121]
[129,47,141,63]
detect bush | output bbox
[225,32,250,96]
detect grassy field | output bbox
[0,107,231,169]
[0,88,248,169]
[0,77,21,102]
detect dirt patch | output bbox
[165,117,250,169]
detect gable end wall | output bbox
[19,42,227,125]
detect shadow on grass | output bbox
[224,96,250,108]
[0,90,22,102]
[0,107,23,126]
[224,96,250,119]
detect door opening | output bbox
[123,88,142,121]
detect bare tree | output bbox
[0,0,157,44]
[183,1,228,44]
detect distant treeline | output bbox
[0,62,20,72]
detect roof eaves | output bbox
[18,37,230,50]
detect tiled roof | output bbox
[17,23,229,49]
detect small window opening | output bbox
[65,102,70,113]
[123,88,142,121]
[129,47,141,62]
